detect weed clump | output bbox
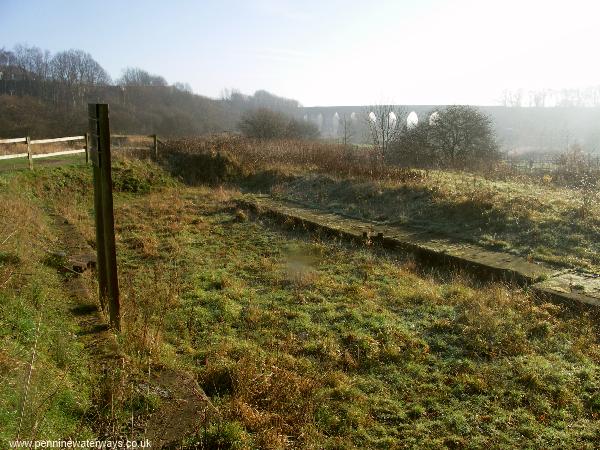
[161,136,428,185]
[163,140,244,185]
[112,158,175,193]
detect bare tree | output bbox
[500,89,510,107]
[339,113,355,147]
[118,67,167,86]
[511,89,524,107]
[239,108,318,140]
[13,44,52,81]
[239,108,288,138]
[529,89,547,107]
[173,82,193,93]
[500,89,524,107]
[50,49,110,106]
[390,118,435,166]
[0,47,14,67]
[51,49,110,85]
[391,106,499,168]
[251,89,301,114]
[505,85,600,108]
[365,104,405,158]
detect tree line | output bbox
[363,105,499,169]
[500,87,600,108]
[238,104,500,169]
[0,44,308,138]
[1,44,500,165]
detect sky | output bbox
[1,0,599,106]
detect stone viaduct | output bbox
[298,105,600,153]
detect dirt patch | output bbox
[46,210,119,361]
[144,369,218,448]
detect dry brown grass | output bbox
[162,135,427,183]
[0,168,100,442]
[200,352,324,449]
[0,179,53,281]
[0,139,86,157]
[4,153,599,447]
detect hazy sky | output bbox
[1,0,598,106]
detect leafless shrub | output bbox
[554,144,600,217]
[162,135,427,184]
[238,108,319,140]
[364,104,406,158]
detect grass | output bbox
[0,171,94,444]
[111,182,600,448]
[270,170,600,271]
[0,157,176,445]
[160,136,600,272]
[2,155,599,448]
[0,153,87,172]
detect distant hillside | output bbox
[0,87,226,138]
[0,45,302,138]
[4,44,599,154]
[0,84,302,139]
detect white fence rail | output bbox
[0,137,28,144]
[0,133,158,169]
[30,136,85,145]
[0,152,29,161]
[31,148,86,159]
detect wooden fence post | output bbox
[91,141,108,313]
[84,132,89,165]
[153,134,158,160]
[26,136,32,170]
[88,103,121,331]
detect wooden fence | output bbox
[500,154,600,173]
[0,133,159,169]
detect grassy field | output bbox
[0,163,95,441]
[162,137,600,273]
[270,171,600,272]
[0,152,87,172]
[2,157,599,448]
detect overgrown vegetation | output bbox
[0,45,305,138]
[390,105,500,168]
[158,136,600,272]
[238,108,319,140]
[162,136,425,185]
[0,158,184,446]
[2,155,599,447]
[0,169,94,442]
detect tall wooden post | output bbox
[26,136,32,170]
[153,134,158,160]
[84,132,89,165]
[88,104,121,331]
